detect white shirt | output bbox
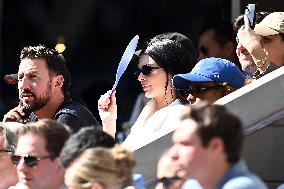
[123,99,186,151]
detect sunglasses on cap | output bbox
[134,65,161,76]
[11,154,52,168]
[157,176,184,189]
[176,85,225,98]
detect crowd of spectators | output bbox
[1,10,284,189]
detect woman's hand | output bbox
[98,90,117,138]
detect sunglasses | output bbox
[176,85,224,97]
[11,154,52,168]
[157,176,183,189]
[134,65,161,76]
[0,149,12,153]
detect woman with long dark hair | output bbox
[99,37,196,150]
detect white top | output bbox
[122,99,186,151]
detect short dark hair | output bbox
[233,12,270,32]
[181,102,243,164]
[200,20,235,48]
[59,126,116,168]
[20,45,71,96]
[17,119,71,160]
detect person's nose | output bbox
[137,72,146,82]
[236,43,244,56]
[168,146,179,160]
[186,94,196,105]
[17,158,29,173]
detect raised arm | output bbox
[237,15,271,73]
[3,105,30,123]
[98,91,117,138]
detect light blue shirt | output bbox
[182,160,268,189]
[182,179,203,189]
[217,160,268,189]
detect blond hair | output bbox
[65,145,135,189]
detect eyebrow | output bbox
[19,70,38,75]
[146,64,160,67]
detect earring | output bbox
[164,85,169,105]
[170,86,174,99]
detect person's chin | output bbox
[20,98,34,106]
[144,91,153,98]
[176,170,189,179]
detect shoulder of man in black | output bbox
[54,98,101,132]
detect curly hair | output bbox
[20,45,71,96]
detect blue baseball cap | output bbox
[173,57,245,89]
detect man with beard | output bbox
[3,45,100,132]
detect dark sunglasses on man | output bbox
[11,154,53,168]
[134,65,161,76]
[0,149,13,154]
[175,85,225,99]
[156,176,184,189]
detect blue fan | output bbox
[111,35,139,95]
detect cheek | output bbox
[202,91,223,102]
[264,47,277,62]
[263,43,275,55]
[150,72,167,89]
[0,156,12,168]
[180,148,196,164]
[31,82,38,88]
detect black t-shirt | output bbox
[29,97,100,132]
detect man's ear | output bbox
[55,75,64,88]
[208,137,224,153]
[54,157,65,174]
